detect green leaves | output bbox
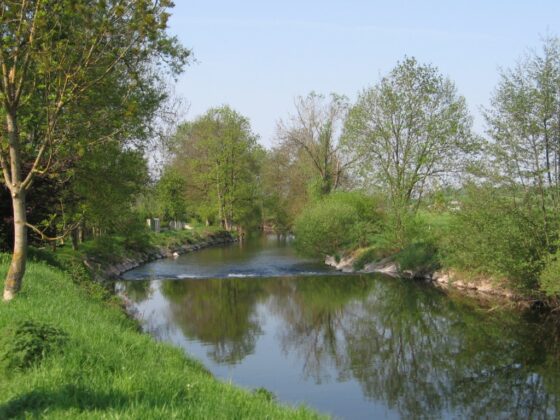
[167,106,262,230]
[294,192,381,258]
[342,56,475,241]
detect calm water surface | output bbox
[119,235,560,419]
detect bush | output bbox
[352,246,389,270]
[440,186,548,291]
[0,321,68,371]
[294,192,382,258]
[394,242,439,274]
[295,200,359,258]
[540,252,560,296]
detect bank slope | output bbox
[0,256,322,419]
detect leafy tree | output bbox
[484,36,560,249]
[70,143,149,237]
[157,168,187,224]
[259,145,311,234]
[169,106,262,232]
[343,57,474,246]
[0,0,188,300]
[446,37,560,294]
[276,92,354,197]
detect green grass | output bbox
[30,225,233,272]
[0,255,322,419]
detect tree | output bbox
[478,37,560,293]
[70,142,149,238]
[343,57,474,245]
[259,142,320,234]
[0,1,188,301]
[484,37,560,249]
[276,92,354,197]
[157,167,187,224]
[169,106,262,231]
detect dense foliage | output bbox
[1,3,560,303]
[294,192,382,258]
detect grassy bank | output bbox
[46,225,231,267]
[0,254,322,418]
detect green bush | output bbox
[440,187,548,291]
[295,191,384,258]
[295,199,360,257]
[394,242,439,274]
[0,321,68,371]
[540,252,560,296]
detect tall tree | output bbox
[343,57,474,244]
[0,0,188,301]
[276,92,354,197]
[157,167,187,225]
[169,106,262,231]
[484,37,560,248]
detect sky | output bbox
[168,0,560,147]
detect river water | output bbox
[119,235,560,419]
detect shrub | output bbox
[352,246,388,270]
[394,242,439,274]
[540,252,560,296]
[294,199,360,257]
[0,321,68,371]
[294,191,384,258]
[440,186,548,291]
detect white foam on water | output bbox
[176,274,204,279]
[227,273,258,278]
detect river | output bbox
[118,235,560,419]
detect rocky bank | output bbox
[84,231,236,280]
[325,253,520,301]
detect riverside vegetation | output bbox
[2,0,560,417]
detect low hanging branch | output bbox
[25,220,81,242]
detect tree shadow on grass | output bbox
[0,384,155,418]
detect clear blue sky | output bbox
[168,0,560,147]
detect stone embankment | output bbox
[85,232,236,280]
[325,254,519,300]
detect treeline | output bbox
[157,38,560,298]
[290,40,560,298]
[2,0,560,302]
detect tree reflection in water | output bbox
[161,279,264,364]
[148,274,560,418]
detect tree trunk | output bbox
[3,190,27,301]
[71,226,79,251]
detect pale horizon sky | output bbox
[168,1,560,147]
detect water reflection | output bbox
[122,274,560,419]
[161,279,264,364]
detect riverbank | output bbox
[0,247,322,418]
[31,227,237,284]
[325,253,524,302]
[88,229,237,279]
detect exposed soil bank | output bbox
[325,254,524,302]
